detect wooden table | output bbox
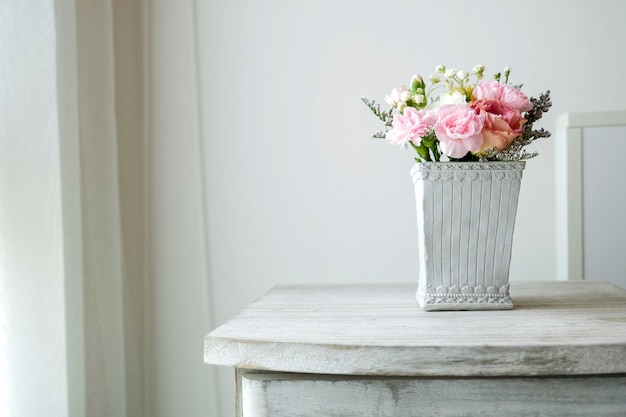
[204,281,626,416]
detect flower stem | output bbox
[410,141,431,162]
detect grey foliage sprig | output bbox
[361,97,393,138]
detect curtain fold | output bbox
[57,0,128,415]
[143,0,219,415]
[111,1,147,416]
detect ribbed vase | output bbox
[411,161,525,311]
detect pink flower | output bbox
[471,100,527,154]
[386,107,436,148]
[500,85,533,112]
[472,81,504,101]
[474,82,533,112]
[434,105,484,158]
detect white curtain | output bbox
[0,0,219,416]
[0,1,67,416]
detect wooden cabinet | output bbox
[205,281,626,416]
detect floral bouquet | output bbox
[362,65,551,162]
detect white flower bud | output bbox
[472,64,485,74]
[428,74,440,83]
[413,94,425,104]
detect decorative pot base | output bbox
[416,284,513,311]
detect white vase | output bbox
[411,161,525,311]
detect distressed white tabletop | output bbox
[204,281,626,377]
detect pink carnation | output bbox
[500,85,533,112]
[386,107,436,148]
[470,99,527,154]
[474,81,533,112]
[434,105,484,158]
[472,81,504,101]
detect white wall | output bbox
[198,0,626,415]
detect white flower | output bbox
[425,91,467,112]
[444,68,457,78]
[456,70,469,80]
[439,91,467,106]
[384,85,409,107]
[428,74,440,83]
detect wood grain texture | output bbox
[205,281,626,376]
[241,372,626,417]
